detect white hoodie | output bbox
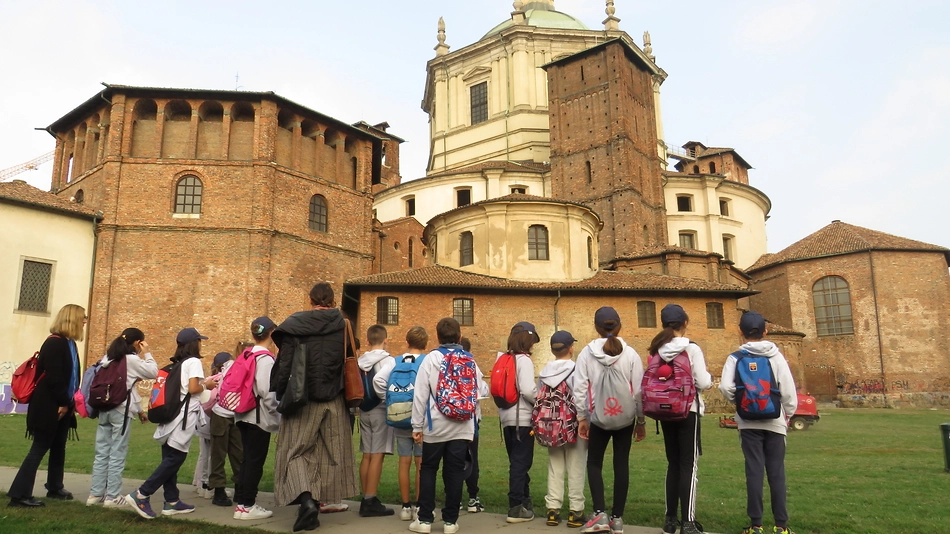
[358,348,395,411]
[574,337,644,422]
[411,345,484,443]
[538,358,577,390]
[719,340,798,436]
[656,337,712,415]
[496,352,538,428]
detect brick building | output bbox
[747,221,950,407]
[45,85,390,361]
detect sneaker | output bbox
[663,516,679,534]
[579,511,610,533]
[609,515,624,534]
[103,496,126,508]
[547,509,561,526]
[409,519,433,533]
[242,504,273,520]
[401,506,414,521]
[507,504,535,523]
[196,484,213,499]
[773,528,796,534]
[161,500,196,516]
[741,527,764,534]
[682,521,704,534]
[234,504,248,519]
[320,502,349,513]
[567,510,588,528]
[126,493,156,519]
[85,495,103,506]
[360,496,395,517]
[212,487,233,507]
[443,522,459,534]
[466,497,483,513]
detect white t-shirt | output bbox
[179,357,205,400]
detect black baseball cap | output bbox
[176,327,208,345]
[660,304,688,327]
[550,330,577,351]
[739,311,767,337]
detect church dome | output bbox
[482,2,589,39]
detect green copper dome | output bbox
[482,3,589,39]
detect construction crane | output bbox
[0,151,56,182]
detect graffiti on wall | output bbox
[0,361,28,414]
[838,377,885,395]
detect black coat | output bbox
[271,308,349,402]
[27,335,77,438]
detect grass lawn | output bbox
[1,409,949,534]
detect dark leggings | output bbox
[660,412,701,523]
[586,422,634,517]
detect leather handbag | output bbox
[343,318,364,408]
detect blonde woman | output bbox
[8,304,86,508]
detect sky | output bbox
[1,0,948,253]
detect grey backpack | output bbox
[590,360,636,430]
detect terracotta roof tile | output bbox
[0,180,100,220]
[748,221,950,272]
[764,321,805,337]
[345,265,753,295]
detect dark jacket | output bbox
[271,308,350,402]
[27,335,77,438]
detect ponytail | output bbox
[647,326,676,356]
[106,327,144,361]
[595,322,623,356]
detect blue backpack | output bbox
[733,350,782,420]
[385,353,426,429]
[77,362,102,419]
[359,365,382,412]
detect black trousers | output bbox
[235,422,271,507]
[740,429,788,528]
[464,432,480,498]
[587,422,633,517]
[503,426,534,508]
[418,439,467,524]
[660,412,701,523]
[139,444,188,502]
[8,416,71,499]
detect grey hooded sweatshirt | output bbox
[719,340,798,435]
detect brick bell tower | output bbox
[544,38,668,265]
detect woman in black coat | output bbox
[7,304,86,508]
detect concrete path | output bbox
[0,466,685,533]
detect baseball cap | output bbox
[510,321,541,343]
[176,327,208,345]
[212,352,232,369]
[660,304,688,327]
[594,306,621,330]
[739,311,767,337]
[550,330,577,351]
[251,316,276,336]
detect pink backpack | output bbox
[642,350,696,422]
[217,347,273,413]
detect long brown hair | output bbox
[596,323,623,356]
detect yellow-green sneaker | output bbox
[742,527,764,534]
[773,527,796,534]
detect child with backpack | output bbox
[409,318,482,534]
[205,350,243,507]
[232,316,280,520]
[493,321,540,524]
[645,305,712,534]
[535,330,588,528]
[719,312,798,534]
[87,328,158,507]
[574,307,645,534]
[459,336,486,514]
[127,327,216,519]
[374,326,428,521]
[357,324,396,517]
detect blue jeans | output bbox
[90,409,133,498]
[139,444,188,502]
[503,426,534,508]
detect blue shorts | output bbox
[395,433,422,457]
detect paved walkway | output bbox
[0,466,686,533]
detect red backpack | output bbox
[11,335,60,404]
[217,348,273,414]
[641,351,696,422]
[490,352,519,409]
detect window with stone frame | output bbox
[637,301,657,328]
[470,82,488,125]
[309,194,328,232]
[679,231,696,249]
[17,259,53,313]
[706,302,725,329]
[677,195,693,212]
[376,296,399,325]
[813,275,854,336]
[528,225,549,261]
[453,298,474,326]
[174,175,203,214]
[460,231,474,267]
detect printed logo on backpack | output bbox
[217,348,272,414]
[642,351,696,422]
[386,354,426,429]
[531,372,578,448]
[432,347,478,422]
[590,361,636,431]
[148,358,191,426]
[733,350,782,420]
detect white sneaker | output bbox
[409,519,433,533]
[233,504,248,519]
[86,495,103,506]
[196,485,213,499]
[103,496,126,508]
[225,487,234,498]
[401,506,414,520]
[443,522,459,534]
[242,504,274,520]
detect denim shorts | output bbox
[395,433,422,457]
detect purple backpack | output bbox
[642,350,696,421]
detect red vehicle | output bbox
[718,393,820,431]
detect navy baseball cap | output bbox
[212,352,232,369]
[550,330,577,351]
[594,306,621,329]
[251,316,276,336]
[511,321,541,343]
[660,304,688,327]
[176,327,208,345]
[739,311,767,337]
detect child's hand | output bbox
[634,421,646,442]
[412,432,423,444]
[578,419,589,440]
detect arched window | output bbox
[709,162,717,173]
[587,235,593,269]
[528,225,549,260]
[309,194,328,232]
[460,231,474,267]
[813,276,854,336]
[74,189,84,204]
[692,165,699,173]
[174,175,203,214]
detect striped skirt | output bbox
[273,395,358,505]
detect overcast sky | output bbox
[2,0,948,253]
